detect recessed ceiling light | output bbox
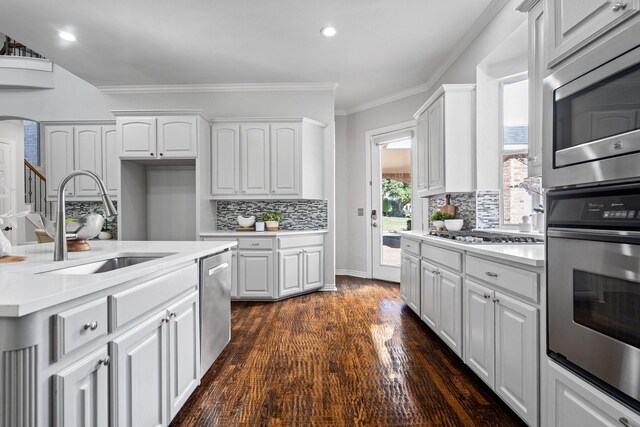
[320,26,337,37]
[58,31,76,42]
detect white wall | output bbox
[340,0,526,276]
[335,115,348,271]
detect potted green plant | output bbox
[428,210,455,230]
[262,211,283,231]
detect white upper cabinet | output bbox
[74,126,103,197]
[157,116,198,158]
[210,118,325,199]
[211,125,240,196]
[44,123,119,200]
[102,125,119,195]
[45,125,75,198]
[270,123,300,195]
[545,0,640,68]
[117,117,157,159]
[241,124,270,195]
[116,112,205,160]
[414,85,476,197]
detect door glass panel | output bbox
[380,139,412,267]
[555,62,640,151]
[573,270,640,349]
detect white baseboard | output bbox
[335,269,369,279]
[319,283,337,292]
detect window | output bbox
[500,77,537,226]
[23,120,40,166]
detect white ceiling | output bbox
[0,0,496,111]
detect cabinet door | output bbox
[407,255,420,315]
[230,250,238,298]
[547,361,640,427]
[464,280,495,389]
[241,124,270,195]
[416,112,429,194]
[157,116,197,158]
[74,126,103,197]
[211,125,240,196]
[303,246,324,291]
[111,311,167,427]
[494,292,538,426]
[437,268,462,357]
[238,250,274,298]
[427,96,445,194]
[278,249,303,297]
[420,260,439,331]
[118,117,157,159]
[528,2,544,177]
[53,346,109,427]
[45,125,75,198]
[102,125,119,196]
[547,0,639,68]
[270,123,300,195]
[166,291,200,419]
[400,255,410,304]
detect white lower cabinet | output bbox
[238,250,274,298]
[302,246,323,291]
[112,310,167,427]
[53,346,110,427]
[279,248,304,297]
[463,279,538,426]
[111,291,200,427]
[419,259,462,357]
[230,250,238,298]
[400,254,420,314]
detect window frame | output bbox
[498,72,531,228]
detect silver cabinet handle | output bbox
[159,153,164,157]
[372,223,378,227]
[98,356,110,366]
[613,1,627,12]
[485,272,498,278]
[208,262,229,276]
[150,152,154,156]
[161,317,170,323]
[493,298,500,303]
[169,312,177,318]
[84,321,98,331]
[619,417,632,427]
[483,293,491,299]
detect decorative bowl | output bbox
[432,220,445,230]
[444,219,464,231]
[237,215,256,228]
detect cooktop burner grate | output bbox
[428,230,544,244]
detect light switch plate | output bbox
[357,208,364,216]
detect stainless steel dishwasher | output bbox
[199,250,232,377]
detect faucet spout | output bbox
[54,170,118,261]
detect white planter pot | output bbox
[432,220,445,230]
[265,221,279,231]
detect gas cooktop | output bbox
[428,230,544,244]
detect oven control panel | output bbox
[582,197,640,221]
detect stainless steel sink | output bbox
[44,254,173,275]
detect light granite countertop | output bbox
[0,240,236,317]
[399,230,544,267]
[200,229,328,238]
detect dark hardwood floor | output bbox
[170,276,525,426]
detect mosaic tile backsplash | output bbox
[66,201,118,238]
[215,200,328,230]
[428,193,477,230]
[476,190,500,229]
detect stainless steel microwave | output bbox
[544,44,640,189]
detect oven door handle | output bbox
[548,227,640,244]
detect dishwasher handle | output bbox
[208,262,229,276]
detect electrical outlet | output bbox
[357,208,364,216]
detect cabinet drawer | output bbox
[421,243,462,272]
[110,263,198,329]
[278,234,324,249]
[238,238,274,250]
[466,256,538,302]
[401,238,421,257]
[54,297,109,360]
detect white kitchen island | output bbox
[0,240,235,427]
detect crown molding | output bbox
[334,109,348,116]
[516,0,540,13]
[98,82,338,95]
[210,116,327,127]
[343,0,510,116]
[110,109,210,120]
[413,84,476,118]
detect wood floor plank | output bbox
[170,276,525,426]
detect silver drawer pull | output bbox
[84,321,98,331]
[98,356,110,366]
[619,417,632,427]
[169,312,177,318]
[485,272,498,278]
[613,1,627,12]
[208,262,229,276]
[161,317,170,323]
[483,293,491,299]
[492,298,500,303]
[251,242,260,246]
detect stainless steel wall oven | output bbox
[547,182,640,410]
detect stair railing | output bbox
[24,159,51,218]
